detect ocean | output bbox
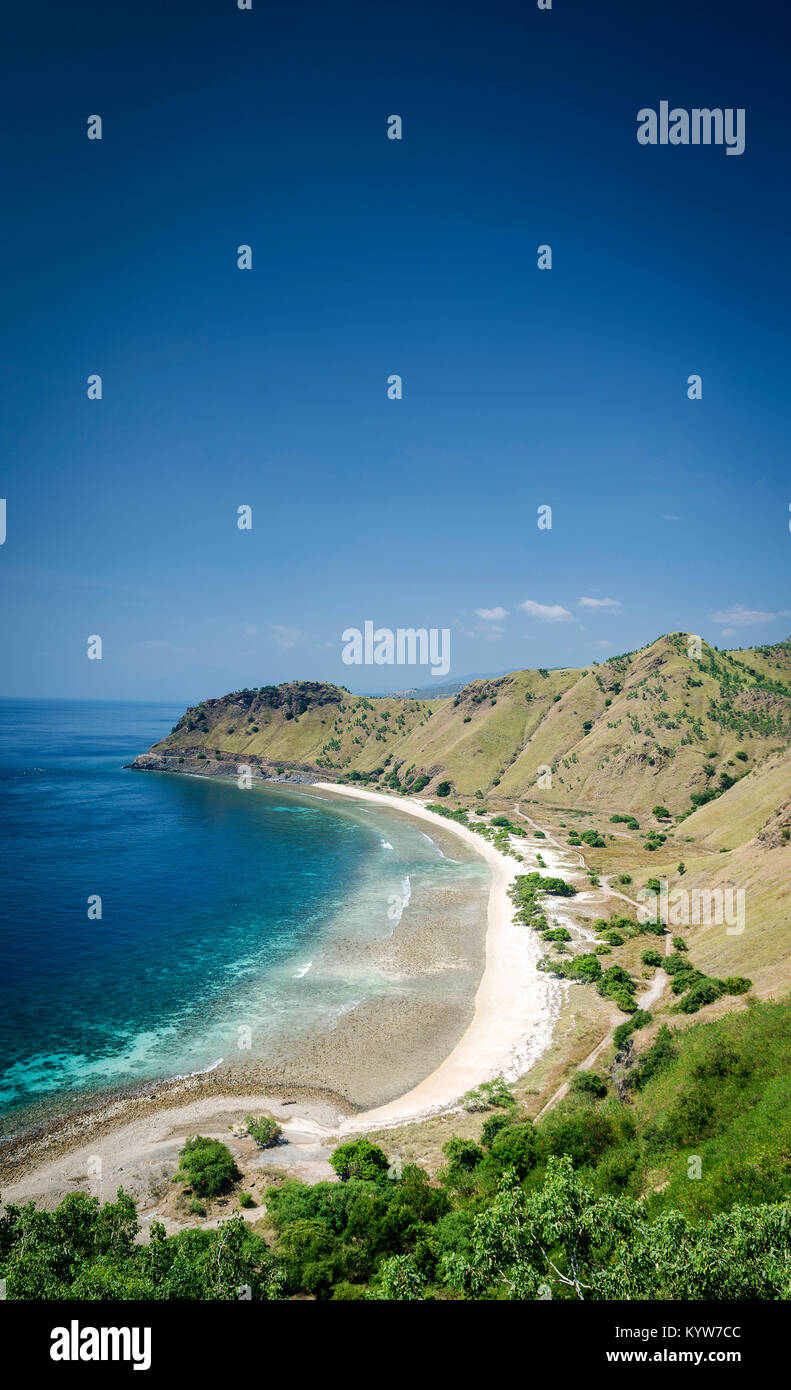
[0,700,487,1137]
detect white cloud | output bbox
[271,624,305,649]
[709,605,791,627]
[663,513,682,521]
[475,606,508,621]
[520,599,574,623]
[720,628,736,637]
[244,624,257,637]
[594,639,614,648]
[578,596,622,611]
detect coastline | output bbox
[311,784,559,1131]
[0,779,559,1204]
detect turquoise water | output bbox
[0,700,484,1137]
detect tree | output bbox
[374,1254,425,1300]
[641,946,663,968]
[652,805,671,819]
[245,1115,282,1148]
[488,1122,538,1178]
[436,781,452,797]
[0,1190,282,1300]
[441,1157,791,1301]
[442,1157,598,1299]
[442,1138,485,1179]
[329,1139,390,1183]
[177,1137,240,1197]
[480,1113,511,1148]
[570,1072,608,1100]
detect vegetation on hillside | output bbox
[132,635,791,815]
[4,999,791,1300]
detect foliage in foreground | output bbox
[4,1000,791,1300]
[0,1190,281,1300]
[176,1136,240,1197]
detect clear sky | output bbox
[1,0,788,701]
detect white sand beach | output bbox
[0,783,562,1207]
[312,784,560,1132]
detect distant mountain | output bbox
[129,634,791,818]
[369,669,514,700]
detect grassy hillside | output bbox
[131,633,791,817]
[7,998,791,1300]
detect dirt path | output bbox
[513,805,668,1119]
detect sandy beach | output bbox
[313,785,560,1131]
[0,783,560,1208]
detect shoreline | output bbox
[312,784,559,1131]
[0,779,559,1203]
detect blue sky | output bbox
[1,0,788,700]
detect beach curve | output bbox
[311,783,560,1133]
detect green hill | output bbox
[130,633,791,818]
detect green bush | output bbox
[641,948,663,968]
[461,1077,515,1112]
[722,976,752,996]
[177,1137,241,1197]
[442,1138,485,1176]
[329,1139,390,1182]
[570,1071,608,1099]
[678,979,723,1013]
[487,1122,538,1177]
[246,1115,282,1148]
[480,1113,511,1148]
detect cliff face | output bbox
[128,637,791,817]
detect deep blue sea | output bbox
[0,700,484,1137]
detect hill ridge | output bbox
[129,632,791,819]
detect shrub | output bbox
[641,948,663,968]
[442,1138,485,1176]
[652,805,671,819]
[436,781,452,797]
[245,1115,283,1149]
[177,1137,240,1197]
[677,979,723,1013]
[488,1122,538,1177]
[671,968,705,995]
[461,1077,515,1112]
[238,1193,255,1209]
[570,1071,608,1099]
[613,1009,652,1050]
[329,1139,390,1182]
[480,1113,511,1148]
[722,976,752,996]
